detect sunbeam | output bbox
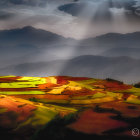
[58,0,140,80]
[0,0,140,82]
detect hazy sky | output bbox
[0,0,140,39]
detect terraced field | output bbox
[0,75,140,140]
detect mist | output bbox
[0,0,140,83]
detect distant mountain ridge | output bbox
[0,26,68,45]
[0,26,140,83]
[1,55,140,84]
[77,32,140,59]
[0,26,75,68]
[86,32,140,42]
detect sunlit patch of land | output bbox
[0,75,140,140]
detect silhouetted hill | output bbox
[82,32,140,45]
[76,32,140,57]
[1,27,140,83]
[102,47,140,59]
[0,26,67,46]
[0,26,75,68]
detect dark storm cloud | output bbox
[58,0,140,22]
[0,0,48,7]
[0,0,76,7]
[0,11,15,20]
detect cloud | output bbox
[0,0,76,7]
[58,0,140,27]
[133,0,140,16]
[58,0,140,18]
[0,0,48,7]
[135,0,140,7]
[0,11,15,20]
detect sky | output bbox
[0,0,140,39]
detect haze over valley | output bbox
[0,0,140,83]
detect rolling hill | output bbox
[0,75,140,140]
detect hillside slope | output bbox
[0,75,140,140]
